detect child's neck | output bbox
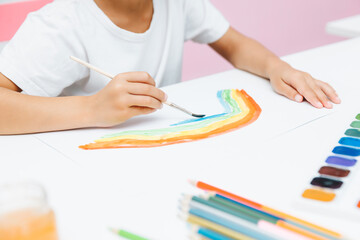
[94,0,154,33]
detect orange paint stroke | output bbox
[80,89,261,149]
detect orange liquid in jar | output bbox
[0,208,58,240]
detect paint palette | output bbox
[298,113,360,220]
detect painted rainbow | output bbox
[80,89,261,149]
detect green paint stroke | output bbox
[102,90,242,139]
[345,129,360,138]
[356,114,360,121]
[350,121,360,129]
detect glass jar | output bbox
[0,182,58,240]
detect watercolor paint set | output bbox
[298,113,360,220]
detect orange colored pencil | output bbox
[189,180,261,209]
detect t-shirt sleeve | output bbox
[0,8,86,97]
[183,0,230,44]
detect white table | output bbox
[1,37,360,240]
[326,15,360,38]
[0,42,8,53]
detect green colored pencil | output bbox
[208,195,279,224]
[191,196,259,224]
[110,228,149,240]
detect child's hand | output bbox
[269,64,341,109]
[88,72,167,127]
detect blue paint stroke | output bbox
[171,90,239,126]
[170,113,228,126]
[332,146,360,157]
[339,137,360,148]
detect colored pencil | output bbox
[182,196,314,240]
[189,180,342,239]
[187,195,259,224]
[208,195,281,224]
[212,194,338,240]
[183,195,318,240]
[193,227,234,240]
[208,194,335,240]
[110,228,149,240]
[188,180,261,209]
[183,193,337,240]
[180,200,278,240]
[188,233,211,240]
[257,220,311,240]
[181,213,255,240]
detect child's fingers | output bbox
[274,81,303,102]
[127,95,163,110]
[276,69,340,109]
[311,84,333,109]
[115,72,156,86]
[129,106,157,117]
[317,80,341,104]
[126,82,167,102]
[291,80,324,108]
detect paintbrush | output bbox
[70,56,205,118]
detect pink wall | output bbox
[0,0,53,41]
[182,0,360,81]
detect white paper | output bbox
[33,69,333,167]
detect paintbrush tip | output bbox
[191,114,206,118]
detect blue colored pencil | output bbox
[214,194,339,240]
[187,207,277,240]
[196,227,233,240]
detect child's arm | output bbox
[0,72,166,135]
[210,27,341,109]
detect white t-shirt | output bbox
[0,0,229,97]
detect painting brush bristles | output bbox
[70,56,205,118]
[164,101,205,118]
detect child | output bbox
[0,0,340,134]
